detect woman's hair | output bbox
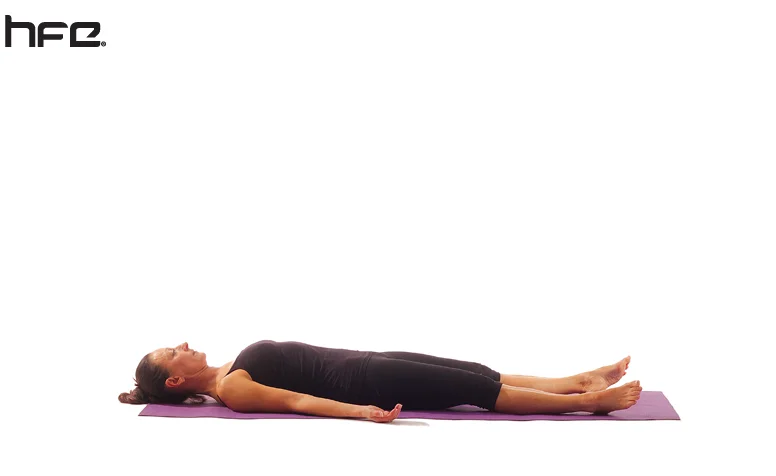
[118,353,206,405]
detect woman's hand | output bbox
[362,403,402,423]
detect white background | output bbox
[1,1,773,475]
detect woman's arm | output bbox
[293,394,365,419]
[218,372,365,418]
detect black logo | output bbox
[5,15,102,47]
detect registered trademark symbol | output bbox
[101,41,106,47]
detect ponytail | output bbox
[118,385,149,404]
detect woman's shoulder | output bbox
[217,367,252,398]
[221,368,251,384]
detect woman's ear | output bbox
[165,376,184,389]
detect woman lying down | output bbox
[119,339,640,423]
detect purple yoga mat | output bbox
[139,390,679,421]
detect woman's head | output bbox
[118,342,209,405]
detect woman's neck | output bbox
[200,360,234,403]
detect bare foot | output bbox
[588,380,642,414]
[580,356,630,392]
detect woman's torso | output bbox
[223,340,375,403]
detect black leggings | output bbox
[358,351,504,411]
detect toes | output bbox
[622,380,640,390]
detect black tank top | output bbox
[226,340,376,404]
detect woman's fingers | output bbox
[370,403,402,422]
[386,404,402,421]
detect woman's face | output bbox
[152,342,208,378]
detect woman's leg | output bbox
[361,355,504,411]
[500,356,631,394]
[377,351,501,380]
[379,351,631,395]
[493,381,643,415]
[381,350,579,393]
[360,355,642,414]
[498,374,584,394]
